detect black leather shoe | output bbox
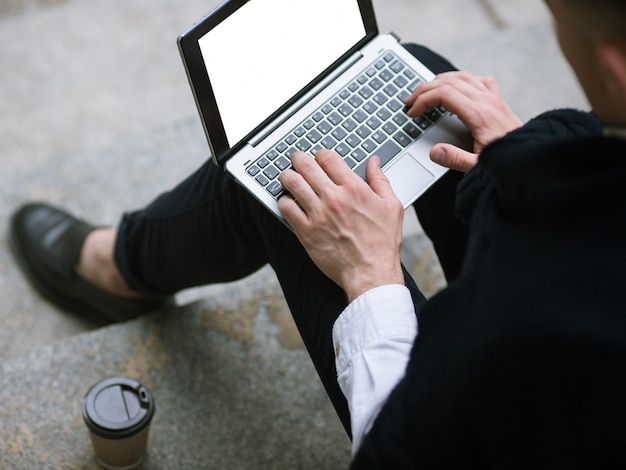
[9,202,172,323]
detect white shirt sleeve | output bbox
[332,284,417,455]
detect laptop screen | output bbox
[197,0,367,147]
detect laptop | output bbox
[178,0,471,225]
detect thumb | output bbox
[365,155,396,198]
[430,144,478,173]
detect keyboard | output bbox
[246,50,446,199]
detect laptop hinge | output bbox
[248,50,364,147]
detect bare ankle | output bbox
[75,228,142,299]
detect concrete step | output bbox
[0,266,352,469]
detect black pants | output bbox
[114,44,469,437]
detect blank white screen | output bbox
[199,0,366,146]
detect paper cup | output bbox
[82,377,155,470]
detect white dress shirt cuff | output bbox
[332,284,417,455]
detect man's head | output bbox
[546,0,626,127]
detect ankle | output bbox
[75,228,142,299]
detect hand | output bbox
[405,71,523,172]
[278,150,405,303]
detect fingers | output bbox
[405,72,487,113]
[279,150,397,227]
[430,143,479,173]
[365,156,397,200]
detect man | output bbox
[9,0,626,466]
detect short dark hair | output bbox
[568,0,626,39]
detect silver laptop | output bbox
[178,0,471,225]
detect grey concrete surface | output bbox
[0,0,590,467]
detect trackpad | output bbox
[386,154,434,206]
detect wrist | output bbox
[343,266,405,303]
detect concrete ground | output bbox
[0,0,588,468]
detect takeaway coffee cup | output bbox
[82,377,155,470]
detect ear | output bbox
[597,39,626,99]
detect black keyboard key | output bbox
[266,149,279,160]
[332,127,348,140]
[394,131,413,147]
[356,125,372,139]
[393,113,409,126]
[351,148,367,162]
[372,131,386,144]
[416,117,432,131]
[387,99,403,112]
[275,156,291,171]
[317,120,333,135]
[383,122,397,135]
[296,138,312,151]
[335,143,350,157]
[342,118,357,132]
[367,116,382,130]
[383,53,394,62]
[363,101,378,114]
[276,142,288,153]
[408,78,424,92]
[357,75,368,85]
[267,181,283,197]
[353,110,368,123]
[354,163,367,180]
[394,76,409,88]
[390,61,405,73]
[373,92,388,106]
[346,134,362,148]
[313,111,325,122]
[247,165,260,177]
[307,129,322,144]
[331,96,342,107]
[295,127,306,137]
[397,90,411,102]
[379,70,394,82]
[425,108,442,121]
[264,165,280,180]
[362,139,377,153]
[370,78,383,90]
[359,86,374,99]
[322,136,338,148]
[377,108,392,121]
[375,60,386,70]
[304,119,316,130]
[256,174,270,186]
[339,89,351,100]
[403,122,422,139]
[383,84,398,96]
[349,95,364,108]
[339,103,353,117]
[257,157,270,168]
[375,140,402,166]
[285,134,297,145]
[348,82,359,92]
[322,104,333,114]
[328,112,343,126]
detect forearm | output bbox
[332,284,417,455]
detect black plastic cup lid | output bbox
[82,377,155,440]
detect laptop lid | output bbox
[178,0,378,167]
